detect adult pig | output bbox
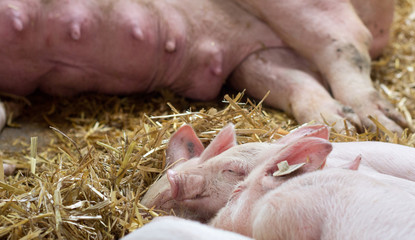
[141,123,415,222]
[121,216,252,240]
[210,137,415,239]
[0,0,407,134]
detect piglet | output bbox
[121,216,252,240]
[141,124,271,221]
[140,124,328,221]
[141,124,415,222]
[211,137,415,239]
[141,123,415,219]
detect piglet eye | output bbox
[224,169,245,177]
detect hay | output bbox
[0,0,414,239]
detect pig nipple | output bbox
[165,40,176,53]
[12,16,24,32]
[199,40,223,76]
[70,22,81,40]
[8,7,25,32]
[132,26,144,41]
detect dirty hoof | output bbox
[351,91,408,135]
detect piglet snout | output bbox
[167,169,206,201]
[167,170,179,199]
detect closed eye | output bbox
[223,169,245,177]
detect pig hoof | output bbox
[352,91,408,134]
[70,23,81,40]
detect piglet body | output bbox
[121,216,252,240]
[214,169,415,239]
[141,124,274,221]
[141,124,415,222]
[329,141,415,181]
[211,138,415,239]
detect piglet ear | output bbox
[276,124,329,145]
[340,154,361,171]
[166,125,205,166]
[199,124,237,162]
[265,137,332,175]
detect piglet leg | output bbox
[230,48,360,132]
[235,0,407,133]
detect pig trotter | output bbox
[354,90,407,133]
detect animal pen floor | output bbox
[0,0,414,239]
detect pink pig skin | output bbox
[210,138,415,239]
[121,216,252,240]
[141,124,415,222]
[0,0,406,134]
[234,0,406,133]
[0,0,281,98]
[141,124,329,221]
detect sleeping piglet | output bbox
[121,216,252,240]
[210,137,415,239]
[141,124,415,222]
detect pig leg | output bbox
[350,0,394,58]
[234,0,407,133]
[230,47,360,132]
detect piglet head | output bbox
[141,123,239,221]
[211,137,333,235]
